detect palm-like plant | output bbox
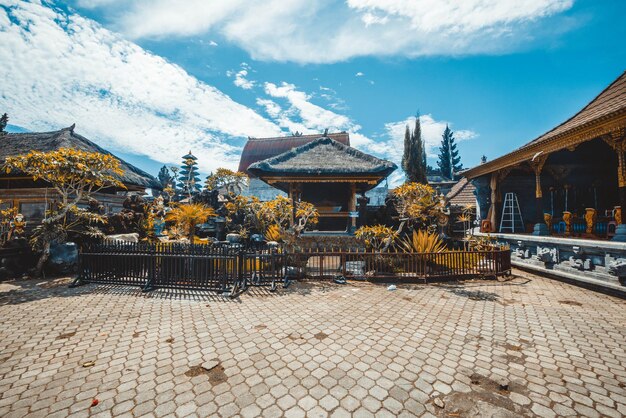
[400,229,446,253]
[166,203,216,242]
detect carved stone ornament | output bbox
[536,246,557,264]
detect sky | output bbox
[0,0,624,186]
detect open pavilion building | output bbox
[245,134,397,232]
[463,70,626,291]
[465,71,626,239]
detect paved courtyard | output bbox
[1,270,626,418]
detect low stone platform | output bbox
[478,231,626,296]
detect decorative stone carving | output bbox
[536,246,557,264]
[513,241,530,259]
[569,246,592,270]
[608,258,626,282]
[585,208,597,234]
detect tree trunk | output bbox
[188,223,195,244]
[34,240,51,278]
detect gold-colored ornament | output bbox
[543,213,553,233]
[562,211,573,236]
[584,208,597,235]
[615,206,622,225]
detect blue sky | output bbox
[1,0,624,184]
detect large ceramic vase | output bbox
[543,213,553,234]
[562,211,572,236]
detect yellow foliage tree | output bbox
[3,148,125,275]
[166,203,217,242]
[205,168,248,196]
[392,182,446,232]
[355,225,398,251]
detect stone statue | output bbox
[152,196,166,236]
[8,213,26,240]
[584,208,597,235]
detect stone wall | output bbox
[477,231,626,293]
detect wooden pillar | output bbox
[530,154,548,222]
[530,154,549,235]
[487,168,513,232]
[489,173,498,231]
[349,182,357,230]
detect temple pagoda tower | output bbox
[177,151,202,196]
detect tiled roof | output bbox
[445,178,476,207]
[464,70,626,179]
[522,70,626,149]
[238,132,350,173]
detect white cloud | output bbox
[0,1,283,174]
[263,82,353,133]
[100,0,573,63]
[361,12,389,27]
[233,70,255,90]
[355,72,364,77]
[209,40,218,46]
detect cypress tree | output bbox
[437,125,462,180]
[401,124,411,175]
[0,113,8,134]
[401,114,428,184]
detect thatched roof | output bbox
[465,70,626,179]
[248,136,397,177]
[238,131,350,173]
[0,125,161,189]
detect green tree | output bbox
[401,115,428,184]
[437,125,462,180]
[0,113,8,134]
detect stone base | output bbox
[613,224,626,242]
[532,223,550,236]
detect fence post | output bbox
[142,243,156,292]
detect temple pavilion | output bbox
[464,70,626,241]
[244,134,397,232]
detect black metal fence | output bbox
[74,243,510,295]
